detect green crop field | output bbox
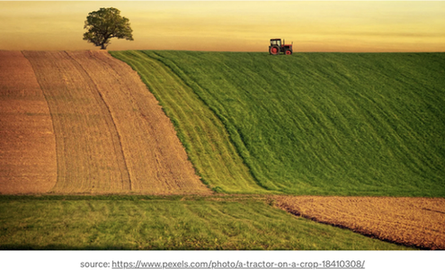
[0,196,411,250]
[111,51,445,197]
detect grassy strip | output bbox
[124,51,445,197]
[0,196,411,250]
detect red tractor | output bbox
[269,38,293,55]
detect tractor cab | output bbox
[270,39,281,47]
[269,38,293,55]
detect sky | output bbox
[0,1,444,52]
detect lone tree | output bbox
[83,7,133,50]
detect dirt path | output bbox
[0,51,57,193]
[20,51,209,194]
[274,195,445,249]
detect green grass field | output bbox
[111,51,445,197]
[0,196,411,250]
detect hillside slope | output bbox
[111,51,264,193]
[10,51,209,194]
[112,51,445,197]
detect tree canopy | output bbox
[83,7,133,50]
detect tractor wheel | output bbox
[285,50,293,55]
[269,46,280,55]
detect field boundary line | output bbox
[116,51,214,188]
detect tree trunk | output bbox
[100,43,106,50]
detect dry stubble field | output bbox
[274,195,445,249]
[0,51,57,193]
[1,50,209,194]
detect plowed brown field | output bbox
[274,195,445,249]
[0,50,209,194]
[65,51,209,194]
[0,51,56,194]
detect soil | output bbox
[273,195,445,249]
[66,51,210,194]
[0,51,57,194]
[1,51,209,195]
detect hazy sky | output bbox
[0,1,444,52]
